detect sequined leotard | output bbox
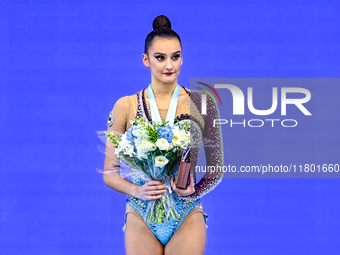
[106,86,224,245]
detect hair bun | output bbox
[152,15,171,30]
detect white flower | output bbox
[115,134,135,157]
[154,155,169,168]
[114,147,122,156]
[155,138,172,151]
[133,128,148,140]
[122,143,134,157]
[172,126,190,148]
[135,139,156,159]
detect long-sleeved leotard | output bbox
[105,85,224,245]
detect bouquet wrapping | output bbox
[96,117,191,223]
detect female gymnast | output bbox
[103,15,224,255]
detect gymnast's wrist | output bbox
[129,184,141,199]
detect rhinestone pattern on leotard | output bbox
[124,174,208,245]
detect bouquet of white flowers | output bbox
[96,117,191,223]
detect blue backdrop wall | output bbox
[1,0,340,254]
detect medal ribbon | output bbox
[147,83,179,126]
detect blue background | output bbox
[1,0,339,254]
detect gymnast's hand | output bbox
[133,180,168,201]
[170,174,195,197]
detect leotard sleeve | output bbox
[181,92,224,200]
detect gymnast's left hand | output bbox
[170,174,195,197]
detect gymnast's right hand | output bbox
[132,180,168,201]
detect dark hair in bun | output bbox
[152,15,172,30]
[144,15,182,55]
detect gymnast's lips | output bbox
[164,72,173,75]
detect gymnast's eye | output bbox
[173,54,180,60]
[155,55,164,61]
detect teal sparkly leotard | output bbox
[123,175,207,245]
[110,87,224,245]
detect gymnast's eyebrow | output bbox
[154,51,181,55]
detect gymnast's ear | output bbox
[142,53,150,67]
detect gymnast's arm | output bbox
[181,92,224,200]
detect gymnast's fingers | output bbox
[170,176,175,188]
[146,183,167,191]
[171,176,180,195]
[189,173,194,187]
[146,194,163,200]
[145,186,167,193]
[146,189,166,196]
[147,180,164,186]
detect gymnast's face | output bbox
[143,37,183,84]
